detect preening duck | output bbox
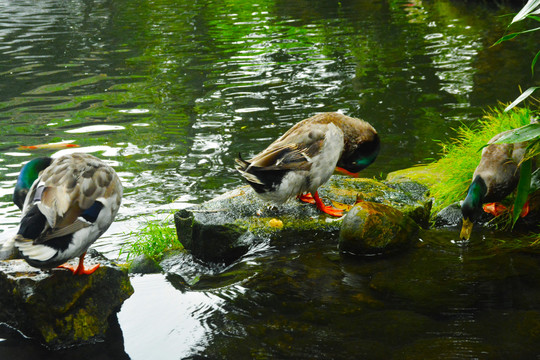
[8,153,122,274]
[460,130,527,240]
[235,112,380,216]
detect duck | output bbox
[6,153,122,274]
[235,112,380,217]
[460,129,528,240]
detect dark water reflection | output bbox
[184,230,540,359]
[0,0,539,358]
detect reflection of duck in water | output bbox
[235,112,380,217]
[460,130,529,240]
[7,153,122,274]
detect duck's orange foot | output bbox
[317,204,344,217]
[335,167,359,178]
[312,191,343,217]
[297,193,316,204]
[483,202,508,217]
[58,252,100,275]
[59,263,100,275]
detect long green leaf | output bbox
[493,26,540,46]
[512,159,532,227]
[504,87,540,112]
[532,49,540,75]
[512,0,540,23]
[494,123,540,143]
[493,32,522,46]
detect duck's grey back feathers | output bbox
[14,153,122,269]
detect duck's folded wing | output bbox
[248,138,325,171]
[33,157,118,242]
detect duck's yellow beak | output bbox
[460,218,473,240]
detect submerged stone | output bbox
[129,254,162,274]
[432,203,462,228]
[339,202,419,256]
[0,249,133,349]
[174,176,431,264]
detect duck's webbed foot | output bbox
[58,252,100,275]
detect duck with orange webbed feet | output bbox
[235,112,380,217]
[4,153,122,275]
[460,129,530,240]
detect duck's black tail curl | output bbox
[235,153,289,194]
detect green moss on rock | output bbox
[0,250,133,349]
[175,177,431,264]
[339,202,420,255]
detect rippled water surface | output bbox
[0,0,539,358]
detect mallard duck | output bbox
[460,130,527,240]
[235,112,380,216]
[7,153,122,274]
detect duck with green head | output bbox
[460,129,527,240]
[6,153,122,274]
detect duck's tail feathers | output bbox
[234,153,251,171]
[235,153,289,194]
[14,234,56,263]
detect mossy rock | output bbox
[0,249,133,349]
[339,202,420,256]
[386,164,442,189]
[174,176,431,264]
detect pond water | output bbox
[0,0,539,358]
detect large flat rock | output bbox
[175,176,431,264]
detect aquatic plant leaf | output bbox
[504,87,540,112]
[493,123,540,144]
[511,0,540,23]
[513,159,532,227]
[532,49,540,75]
[493,26,540,46]
[493,32,521,46]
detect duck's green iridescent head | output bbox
[338,134,380,174]
[13,157,52,210]
[460,175,487,240]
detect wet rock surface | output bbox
[174,176,431,264]
[339,201,420,255]
[0,249,133,349]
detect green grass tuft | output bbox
[121,214,184,261]
[429,106,536,215]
